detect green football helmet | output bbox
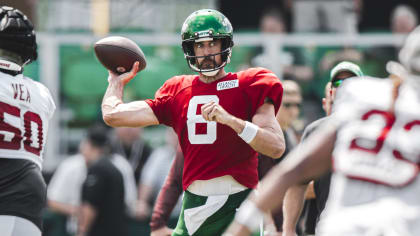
[181,9,234,76]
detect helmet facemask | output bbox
[182,37,232,76]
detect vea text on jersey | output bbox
[11,83,31,103]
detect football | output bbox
[94,36,147,74]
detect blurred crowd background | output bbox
[3,0,420,235]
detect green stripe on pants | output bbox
[172,189,251,236]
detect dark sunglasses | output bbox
[332,79,344,88]
[283,102,302,108]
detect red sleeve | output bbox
[240,68,283,116]
[150,149,184,231]
[145,77,178,127]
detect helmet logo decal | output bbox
[222,18,229,27]
[197,30,211,38]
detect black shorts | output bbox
[0,158,46,230]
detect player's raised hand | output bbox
[201,101,232,125]
[107,61,140,85]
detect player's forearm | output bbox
[282,184,308,233]
[250,102,285,158]
[102,79,125,126]
[249,125,285,158]
[224,116,285,158]
[78,203,97,236]
[47,200,78,216]
[102,81,159,127]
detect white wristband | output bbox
[238,121,258,143]
[235,200,264,232]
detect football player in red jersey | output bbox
[0,6,56,236]
[226,27,420,236]
[102,9,285,236]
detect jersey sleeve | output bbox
[145,77,179,127]
[45,89,56,119]
[34,80,56,119]
[242,68,283,116]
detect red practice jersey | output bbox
[146,68,283,190]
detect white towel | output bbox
[184,195,229,235]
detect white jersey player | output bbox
[315,76,420,235]
[0,71,55,167]
[0,6,55,236]
[226,26,420,236]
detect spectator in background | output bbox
[319,49,364,75]
[252,8,313,82]
[282,61,364,236]
[275,80,302,148]
[258,80,303,179]
[259,8,287,33]
[379,4,419,62]
[47,138,88,235]
[364,4,419,82]
[250,8,315,129]
[136,128,182,221]
[391,4,418,34]
[111,127,153,185]
[48,126,138,236]
[70,126,137,236]
[308,47,365,122]
[292,0,361,33]
[258,80,303,235]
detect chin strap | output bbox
[0,59,22,72]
